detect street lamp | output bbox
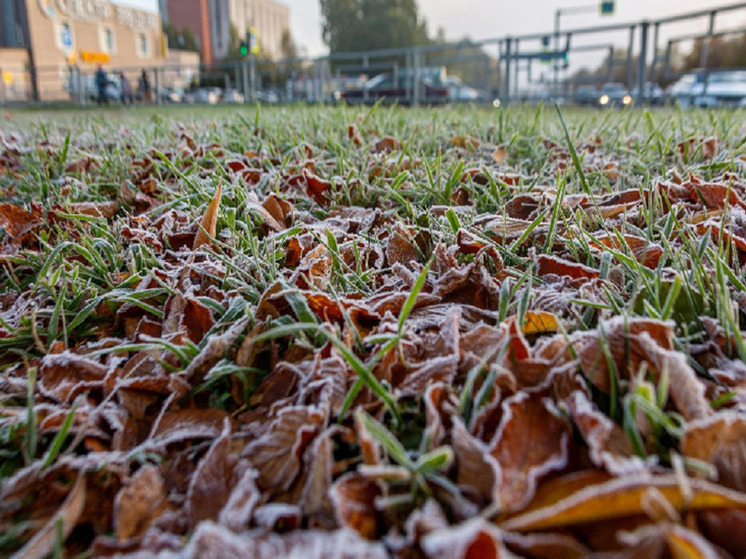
[553,1,615,94]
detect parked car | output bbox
[643,82,664,105]
[444,76,488,102]
[184,87,221,105]
[253,90,279,104]
[340,71,449,105]
[68,73,120,102]
[668,70,746,107]
[597,82,632,107]
[574,86,599,105]
[157,87,185,104]
[221,89,244,103]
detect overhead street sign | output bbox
[600,1,614,15]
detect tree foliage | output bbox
[320,0,430,55]
[162,21,200,53]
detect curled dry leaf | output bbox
[193,183,222,250]
[500,471,746,532]
[420,518,508,559]
[330,473,383,540]
[493,144,508,165]
[681,412,746,492]
[0,201,43,239]
[114,465,167,541]
[489,391,571,511]
[371,135,401,154]
[13,475,87,559]
[181,521,389,559]
[242,405,327,494]
[187,419,250,527]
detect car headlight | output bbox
[623,95,632,105]
[599,94,610,105]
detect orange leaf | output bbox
[450,135,480,150]
[193,184,222,250]
[500,472,746,532]
[666,525,720,559]
[521,311,560,335]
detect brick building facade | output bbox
[161,0,289,64]
[0,0,164,100]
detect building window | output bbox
[136,32,150,58]
[56,21,74,52]
[100,26,116,54]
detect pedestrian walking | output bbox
[138,69,152,104]
[119,72,133,105]
[95,65,109,106]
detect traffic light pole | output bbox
[553,2,613,97]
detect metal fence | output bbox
[2,1,745,107]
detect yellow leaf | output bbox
[666,525,719,559]
[521,311,560,335]
[500,472,746,532]
[193,184,222,250]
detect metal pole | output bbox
[625,26,635,89]
[513,39,520,100]
[554,9,560,97]
[650,22,660,82]
[700,11,716,98]
[405,51,412,102]
[363,54,369,103]
[413,48,420,107]
[76,65,84,106]
[154,67,161,106]
[636,21,649,104]
[249,50,255,101]
[241,60,249,103]
[504,36,512,105]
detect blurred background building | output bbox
[160,0,290,63]
[0,0,169,100]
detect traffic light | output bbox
[239,41,249,57]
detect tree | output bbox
[280,30,298,61]
[320,0,430,55]
[162,21,200,53]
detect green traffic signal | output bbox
[239,42,249,57]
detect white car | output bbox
[669,70,746,107]
[444,76,488,102]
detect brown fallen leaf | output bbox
[14,475,87,559]
[0,202,43,239]
[371,135,401,154]
[489,391,571,511]
[193,184,222,249]
[330,473,382,540]
[450,135,480,150]
[114,465,167,541]
[493,144,508,165]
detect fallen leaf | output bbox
[493,145,507,164]
[330,473,382,540]
[193,184,222,249]
[14,475,87,559]
[500,471,746,532]
[114,465,167,541]
[521,311,560,336]
[489,391,571,511]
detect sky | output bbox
[124,0,740,57]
